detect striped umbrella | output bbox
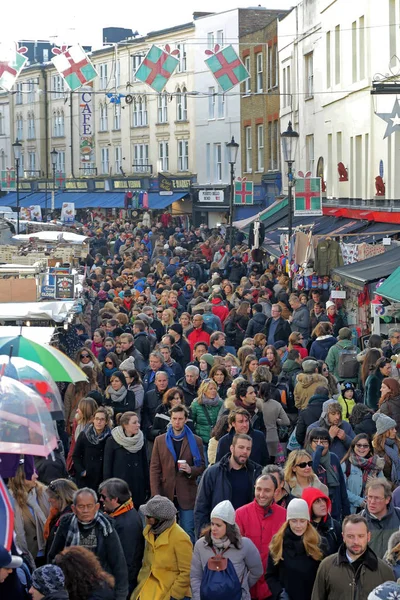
[0,336,87,383]
[0,476,13,551]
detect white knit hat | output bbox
[286,498,310,521]
[211,500,236,525]
[326,300,335,309]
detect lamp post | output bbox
[50,149,58,220]
[12,140,22,234]
[281,121,299,290]
[226,136,239,250]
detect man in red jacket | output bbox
[211,295,229,324]
[186,314,212,359]
[236,473,286,600]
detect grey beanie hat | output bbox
[119,356,136,371]
[302,359,319,374]
[31,565,65,596]
[139,495,177,520]
[372,412,397,436]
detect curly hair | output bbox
[55,546,114,600]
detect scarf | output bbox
[319,452,340,488]
[65,511,113,547]
[104,366,117,377]
[107,385,128,404]
[385,439,400,485]
[211,535,231,551]
[110,498,134,517]
[349,452,385,493]
[150,516,176,537]
[201,394,221,407]
[91,341,103,358]
[111,426,144,453]
[85,423,111,445]
[165,423,202,467]
[80,360,94,369]
[44,506,60,540]
[235,398,257,415]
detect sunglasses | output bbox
[105,361,114,365]
[355,443,370,449]
[80,354,90,359]
[296,461,313,469]
[48,481,59,494]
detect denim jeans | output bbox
[178,507,195,544]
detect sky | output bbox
[1,0,295,48]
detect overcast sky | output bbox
[2,0,295,48]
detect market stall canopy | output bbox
[0,301,77,323]
[332,245,400,287]
[375,266,400,303]
[13,231,88,244]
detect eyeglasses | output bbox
[355,443,370,449]
[312,439,330,446]
[80,354,90,359]
[105,361,114,365]
[296,461,313,469]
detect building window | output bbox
[306,134,314,174]
[359,16,365,79]
[244,56,251,93]
[268,121,279,170]
[115,60,121,87]
[335,25,341,84]
[53,110,63,137]
[273,43,278,87]
[157,92,168,123]
[176,87,188,121]
[208,87,215,119]
[101,147,109,174]
[158,141,169,172]
[178,140,189,171]
[16,115,23,140]
[245,126,252,172]
[214,143,222,181]
[16,82,23,105]
[257,124,264,172]
[100,104,108,131]
[27,112,35,139]
[282,65,291,108]
[52,75,65,99]
[305,52,314,99]
[217,90,225,118]
[99,63,108,90]
[43,48,49,62]
[326,31,331,88]
[207,32,215,50]
[27,152,36,177]
[0,112,4,135]
[56,150,65,173]
[113,104,121,130]
[132,55,143,80]
[133,96,147,127]
[256,53,263,92]
[114,146,122,173]
[177,43,187,72]
[267,45,273,89]
[133,144,149,172]
[27,80,35,103]
[216,30,224,46]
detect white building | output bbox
[0,92,12,173]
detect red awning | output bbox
[322,206,400,224]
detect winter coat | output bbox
[353,413,377,437]
[87,583,114,600]
[142,364,176,393]
[314,238,344,277]
[177,376,199,407]
[294,373,329,410]
[383,530,400,579]
[265,316,292,345]
[291,305,311,340]
[72,429,110,491]
[211,297,229,324]
[236,500,287,600]
[186,325,212,358]
[312,446,350,522]
[220,396,266,434]
[364,371,385,411]
[380,394,400,431]
[307,418,355,461]
[176,336,191,367]
[261,399,290,456]
[48,513,128,600]
[150,431,205,510]
[103,436,149,509]
[362,503,400,559]
[266,527,323,600]
[202,311,222,332]
[309,336,337,361]
[301,486,342,556]
[216,427,269,467]
[245,312,267,338]
[341,460,384,513]
[190,399,223,444]
[142,388,165,440]
[337,394,357,422]
[225,314,250,349]
[194,454,263,537]
[296,392,329,447]
[110,507,144,594]
[134,331,151,361]
[104,389,137,420]
[281,358,302,389]
[326,340,360,383]
[132,522,192,600]
[311,544,395,600]
[191,535,264,600]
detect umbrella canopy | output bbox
[0,355,64,420]
[0,336,87,383]
[0,376,58,457]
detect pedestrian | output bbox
[337,382,358,422]
[190,379,223,455]
[29,565,69,600]
[296,386,330,448]
[265,304,292,346]
[379,377,400,431]
[150,387,188,439]
[263,464,293,509]
[104,371,137,419]
[372,412,400,485]
[0,544,27,600]
[362,477,400,559]
[72,407,111,492]
[64,367,100,436]
[365,357,393,411]
[209,364,232,399]
[66,397,98,476]
[266,498,325,600]
[302,487,342,556]
[216,407,269,466]
[44,479,78,561]
[294,359,328,411]
[55,546,114,600]
[307,399,355,461]
[309,322,336,362]
[284,449,329,499]
[325,327,360,385]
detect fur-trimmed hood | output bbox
[223,395,263,413]
[383,530,400,565]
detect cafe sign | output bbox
[55,274,75,299]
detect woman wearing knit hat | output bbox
[199,354,214,381]
[266,498,325,600]
[372,412,400,485]
[379,377,400,431]
[29,565,68,600]
[190,500,263,600]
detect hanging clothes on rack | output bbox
[314,238,344,276]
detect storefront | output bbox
[191,185,230,228]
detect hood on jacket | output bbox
[223,395,263,413]
[387,530,400,553]
[314,336,336,347]
[336,339,356,349]
[302,486,332,521]
[296,373,328,389]
[308,392,330,405]
[282,359,301,374]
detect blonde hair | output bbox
[269,521,323,564]
[161,308,175,327]
[372,430,400,454]
[197,379,218,404]
[284,450,315,487]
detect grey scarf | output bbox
[211,535,231,551]
[65,511,113,547]
[201,394,221,407]
[107,385,128,404]
[111,426,144,453]
[319,452,340,488]
[151,517,176,536]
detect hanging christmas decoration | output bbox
[134,44,180,92]
[234,177,254,205]
[294,177,322,217]
[0,44,28,92]
[205,44,249,92]
[376,98,400,139]
[52,45,98,91]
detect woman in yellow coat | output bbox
[132,495,192,600]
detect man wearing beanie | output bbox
[132,495,192,600]
[168,323,191,366]
[302,487,342,555]
[362,476,400,559]
[326,327,360,383]
[30,565,68,600]
[311,514,394,600]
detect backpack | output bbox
[200,548,242,600]
[337,347,359,379]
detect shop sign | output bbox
[80,89,94,165]
[198,190,224,203]
[158,174,191,195]
[113,180,142,189]
[40,285,55,299]
[55,275,75,299]
[65,181,88,190]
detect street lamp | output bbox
[50,148,58,219]
[281,121,299,290]
[226,136,239,249]
[12,139,22,234]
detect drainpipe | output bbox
[43,68,49,178]
[70,92,75,177]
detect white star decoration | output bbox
[376,98,400,138]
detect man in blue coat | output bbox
[216,408,269,466]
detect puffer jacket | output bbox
[190,398,223,444]
[294,373,329,410]
[380,394,400,431]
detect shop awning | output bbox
[332,245,400,287]
[375,266,400,302]
[234,198,288,231]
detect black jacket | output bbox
[225,314,250,349]
[264,316,292,345]
[176,337,191,367]
[72,430,110,491]
[48,513,128,600]
[245,312,267,337]
[45,505,73,561]
[142,388,165,439]
[134,331,151,361]
[88,584,114,600]
[352,413,377,437]
[312,515,342,557]
[194,453,262,536]
[296,393,329,447]
[151,318,165,342]
[103,437,149,508]
[216,428,269,466]
[111,507,144,594]
[177,376,199,407]
[34,442,68,485]
[105,389,137,420]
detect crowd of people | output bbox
[2,213,400,600]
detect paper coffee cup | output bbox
[177,460,186,469]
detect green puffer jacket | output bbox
[190,398,223,444]
[325,339,360,383]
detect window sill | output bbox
[156,122,169,126]
[255,90,263,94]
[26,137,36,141]
[52,135,66,139]
[174,120,189,124]
[208,117,216,121]
[256,169,264,173]
[243,93,251,98]
[244,170,253,174]
[98,130,109,133]
[131,124,149,129]
[111,128,121,132]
